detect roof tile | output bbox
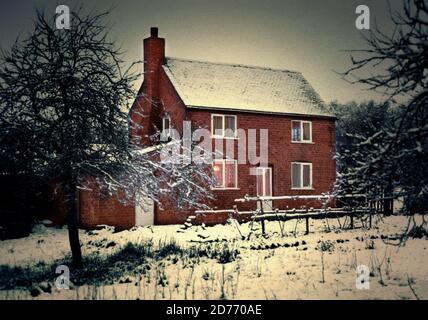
[163,58,333,117]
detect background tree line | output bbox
[331,0,428,215]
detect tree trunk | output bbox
[384,184,394,216]
[64,181,83,268]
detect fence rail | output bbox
[195,193,385,235]
[234,193,368,203]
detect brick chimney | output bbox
[130,27,165,145]
[143,27,165,102]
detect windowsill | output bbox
[291,141,314,144]
[211,136,239,140]
[291,187,315,191]
[211,187,241,191]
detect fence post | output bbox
[305,216,309,234]
[259,199,266,236]
[350,211,354,230]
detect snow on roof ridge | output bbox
[165,57,302,75]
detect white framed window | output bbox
[213,159,238,189]
[161,116,171,140]
[256,167,272,197]
[291,162,312,189]
[211,114,237,138]
[291,120,312,143]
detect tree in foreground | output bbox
[339,0,428,215]
[0,8,214,267]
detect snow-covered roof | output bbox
[163,58,334,118]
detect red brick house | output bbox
[56,27,336,229]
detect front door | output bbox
[135,193,154,226]
[257,167,272,211]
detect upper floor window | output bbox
[161,116,171,140]
[291,120,312,143]
[213,159,238,189]
[291,162,312,189]
[211,114,237,138]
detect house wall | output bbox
[159,67,187,133]
[153,108,336,225]
[78,178,135,230]
[45,179,135,230]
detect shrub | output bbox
[317,240,335,252]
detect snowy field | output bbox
[0,214,427,300]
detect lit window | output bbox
[213,159,238,189]
[211,114,237,138]
[291,120,312,143]
[291,162,312,189]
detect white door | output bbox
[135,193,154,226]
[256,167,272,211]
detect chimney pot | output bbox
[150,27,158,38]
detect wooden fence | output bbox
[195,193,388,235]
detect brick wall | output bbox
[153,108,336,225]
[159,68,187,133]
[78,178,135,230]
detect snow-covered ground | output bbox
[0,215,427,300]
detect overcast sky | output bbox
[0,0,403,104]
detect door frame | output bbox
[256,167,273,210]
[256,167,272,197]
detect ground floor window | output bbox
[161,116,171,140]
[213,159,238,189]
[291,162,312,189]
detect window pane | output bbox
[213,162,223,187]
[224,116,236,137]
[292,121,301,141]
[164,117,170,130]
[213,116,223,136]
[161,117,170,140]
[303,122,311,141]
[303,164,311,187]
[224,161,236,188]
[292,163,301,188]
[264,168,272,196]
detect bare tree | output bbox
[339,0,428,213]
[345,0,427,98]
[0,8,214,267]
